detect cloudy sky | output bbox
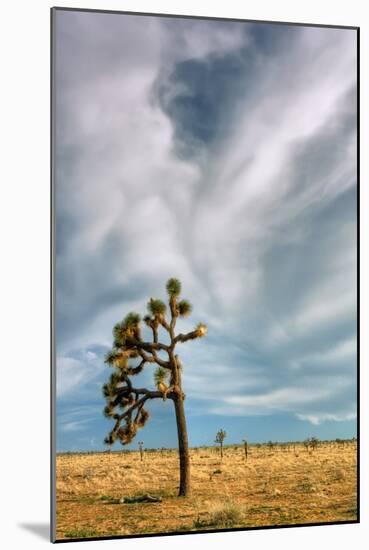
[54,10,357,451]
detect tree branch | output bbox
[174,329,200,344]
[169,296,178,338]
[159,317,171,334]
[117,390,176,420]
[125,336,169,353]
[151,324,158,344]
[137,348,170,369]
[148,323,172,368]
[127,358,146,376]
[137,350,155,363]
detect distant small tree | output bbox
[102,277,208,496]
[215,429,227,460]
[138,441,144,462]
[242,438,248,461]
[335,438,345,449]
[304,437,319,453]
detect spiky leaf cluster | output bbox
[104,433,117,446]
[215,429,227,444]
[154,366,169,386]
[124,311,141,327]
[103,378,151,445]
[112,322,126,348]
[196,323,208,337]
[166,277,181,297]
[143,314,152,326]
[136,409,150,427]
[103,405,116,418]
[177,299,192,316]
[124,311,141,337]
[105,348,125,367]
[111,312,141,347]
[147,298,166,316]
[105,405,151,446]
[102,383,114,399]
[103,307,151,447]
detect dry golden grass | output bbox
[55,441,357,540]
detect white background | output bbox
[0,0,366,548]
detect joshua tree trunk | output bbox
[220,442,223,460]
[174,395,190,496]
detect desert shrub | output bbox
[82,467,95,480]
[64,528,99,539]
[59,468,71,481]
[332,468,345,481]
[297,481,316,493]
[194,501,243,528]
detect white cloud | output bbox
[57,351,104,396]
[297,412,357,426]
[58,405,100,432]
[61,420,90,432]
[57,357,85,397]
[218,386,333,413]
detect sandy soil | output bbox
[55,441,357,540]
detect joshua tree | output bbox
[215,429,227,460]
[102,277,207,497]
[138,441,144,462]
[242,438,248,461]
[303,437,319,453]
[335,438,345,449]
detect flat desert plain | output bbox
[55,441,357,540]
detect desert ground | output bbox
[55,440,357,540]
